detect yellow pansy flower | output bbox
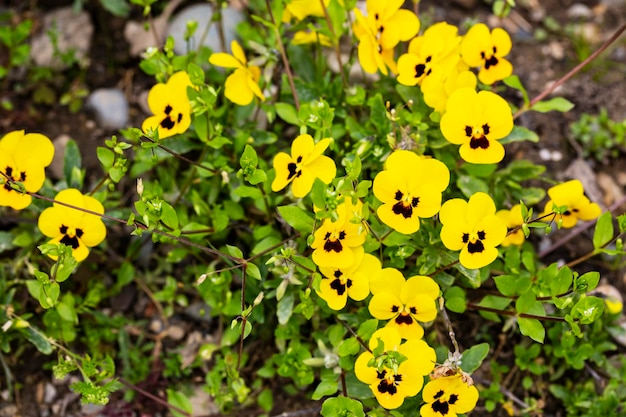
[209,40,265,106]
[461,23,513,85]
[541,180,601,228]
[142,71,192,140]
[317,252,380,310]
[38,189,107,262]
[369,268,440,339]
[292,30,332,47]
[420,373,479,417]
[0,130,54,210]
[440,192,507,269]
[496,204,525,246]
[440,87,513,164]
[271,134,336,198]
[373,150,450,234]
[355,327,436,409]
[397,22,461,87]
[421,67,477,114]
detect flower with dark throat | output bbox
[440,87,513,164]
[420,373,479,417]
[142,71,192,139]
[461,23,513,85]
[355,327,436,409]
[0,130,54,210]
[439,192,507,269]
[271,134,336,198]
[38,189,107,262]
[541,179,601,228]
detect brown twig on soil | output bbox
[514,22,626,118]
[118,377,192,417]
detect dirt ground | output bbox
[1,0,626,416]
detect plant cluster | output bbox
[1,1,626,416]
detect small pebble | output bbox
[167,324,186,341]
[167,4,243,55]
[567,3,594,20]
[86,88,129,130]
[49,134,71,179]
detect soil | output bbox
[1,0,626,416]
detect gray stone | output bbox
[86,88,129,130]
[30,7,93,69]
[567,3,594,20]
[49,134,71,179]
[167,4,243,55]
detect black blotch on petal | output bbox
[467,239,485,254]
[330,279,346,296]
[469,135,489,150]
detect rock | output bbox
[49,134,71,179]
[86,88,129,130]
[0,404,18,417]
[149,318,164,334]
[30,7,93,69]
[124,0,183,57]
[43,382,56,403]
[167,4,243,55]
[596,172,625,206]
[188,384,220,416]
[567,3,594,20]
[167,324,186,341]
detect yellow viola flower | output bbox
[461,23,513,85]
[209,40,265,106]
[440,87,513,164]
[352,1,419,75]
[292,30,332,47]
[318,252,380,310]
[355,327,436,409]
[541,180,601,228]
[38,189,107,262]
[310,200,367,268]
[141,71,192,140]
[440,192,507,269]
[0,130,54,210]
[496,204,525,246]
[420,373,479,417]
[373,150,450,234]
[421,67,477,114]
[397,22,461,87]
[271,134,336,198]
[369,268,440,339]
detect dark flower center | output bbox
[2,166,27,192]
[59,224,84,249]
[392,190,420,219]
[466,230,487,254]
[287,156,303,180]
[323,230,346,253]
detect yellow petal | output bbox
[225,69,255,105]
[208,52,242,69]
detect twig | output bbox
[438,297,460,354]
[118,377,192,417]
[336,317,371,353]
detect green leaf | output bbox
[160,201,178,230]
[187,62,205,84]
[275,102,300,125]
[515,290,536,314]
[494,275,531,297]
[571,296,604,324]
[240,144,259,168]
[63,138,82,183]
[99,0,131,17]
[21,325,53,354]
[225,244,244,259]
[503,75,529,105]
[337,337,360,357]
[575,271,600,293]
[550,266,573,297]
[460,343,490,373]
[444,286,467,313]
[277,290,295,325]
[321,396,365,417]
[0,231,15,253]
[97,147,115,170]
[531,97,575,113]
[277,205,314,233]
[312,379,338,400]
[499,126,539,145]
[518,317,545,343]
[593,211,613,250]
[167,389,193,417]
[246,262,261,281]
[456,175,489,198]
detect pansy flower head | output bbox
[311,200,367,268]
[271,134,336,198]
[420,373,479,417]
[440,87,513,164]
[0,130,54,210]
[142,71,192,140]
[461,23,513,85]
[421,66,477,114]
[541,180,601,228]
[369,268,440,339]
[209,40,265,106]
[397,22,461,87]
[292,30,332,47]
[38,189,107,262]
[373,150,450,234]
[352,1,419,75]
[318,252,380,310]
[496,204,525,246]
[440,192,507,269]
[355,327,436,409]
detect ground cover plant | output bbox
[1,0,626,416]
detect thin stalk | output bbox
[319,0,349,89]
[119,377,191,417]
[438,297,460,354]
[141,135,218,175]
[514,22,626,119]
[237,264,248,370]
[265,0,300,110]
